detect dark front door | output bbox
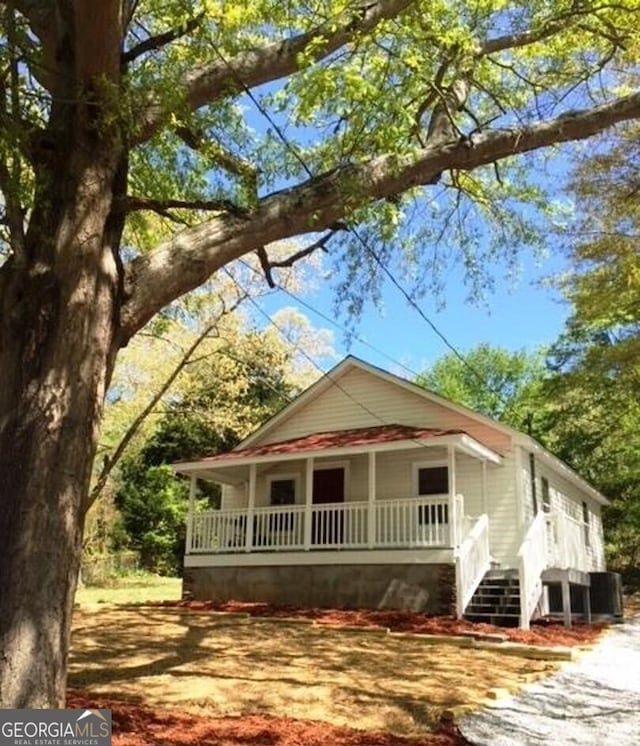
[312,468,345,545]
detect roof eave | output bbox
[171,432,502,475]
[514,435,609,505]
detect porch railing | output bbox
[517,511,547,631]
[455,513,490,617]
[188,495,461,554]
[548,512,591,572]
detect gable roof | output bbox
[238,355,516,449]
[174,355,606,505]
[229,356,607,505]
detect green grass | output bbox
[74,574,181,607]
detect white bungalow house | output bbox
[173,356,612,629]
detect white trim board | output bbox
[185,547,455,567]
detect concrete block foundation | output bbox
[183,563,456,615]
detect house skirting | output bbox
[182,562,457,615]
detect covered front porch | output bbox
[174,425,503,616]
[174,425,502,556]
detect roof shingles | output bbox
[196,424,466,462]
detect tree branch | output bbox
[123,195,247,216]
[134,0,414,143]
[269,230,339,269]
[255,230,338,288]
[87,294,245,509]
[123,13,204,64]
[121,90,640,339]
[479,4,634,57]
[480,21,569,56]
[0,159,25,261]
[174,125,258,199]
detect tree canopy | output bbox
[2,0,640,321]
[541,121,640,573]
[416,343,545,427]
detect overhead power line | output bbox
[208,39,520,423]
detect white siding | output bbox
[520,452,535,526]
[221,483,245,510]
[484,453,521,567]
[252,366,512,453]
[455,453,484,518]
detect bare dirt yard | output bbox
[67,606,593,745]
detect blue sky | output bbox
[254,242,570,379]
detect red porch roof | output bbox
[195,424,467,462]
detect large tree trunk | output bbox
[0,159,122,706]
[0,185,123,707]
[0,2,124,706]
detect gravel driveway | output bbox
[458,616,640,745]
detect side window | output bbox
[541,477,551,513]
[582,501,590,546]
[417,466,449,496]
[270,479,296,506]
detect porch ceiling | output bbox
[173,424,502,483]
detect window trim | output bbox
[582,500,591,547]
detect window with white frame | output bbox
[414,463,449,524]
[582,501,591,546]
[541,477,551,513]
[268,476,297,506]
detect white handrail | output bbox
[455,514,490,617]
[188,496,455,553]
[517,511,547,630]
[310,501,368,548]
[375,497,450,547]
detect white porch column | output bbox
[367,451,376,548]
[304,457,314,550]
[481,460,488,515]
[245,464,256,552]
[448,445,457,547]
[186,476,196,554]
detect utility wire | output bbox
[223,267,440,441]
[236,256,426,382]
[209,39,521,424]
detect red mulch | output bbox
[67,691,470,746]
[152,599,606,647]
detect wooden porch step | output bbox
[466,602,520,615]
[484,569,519,579]
[463,569,522,628]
